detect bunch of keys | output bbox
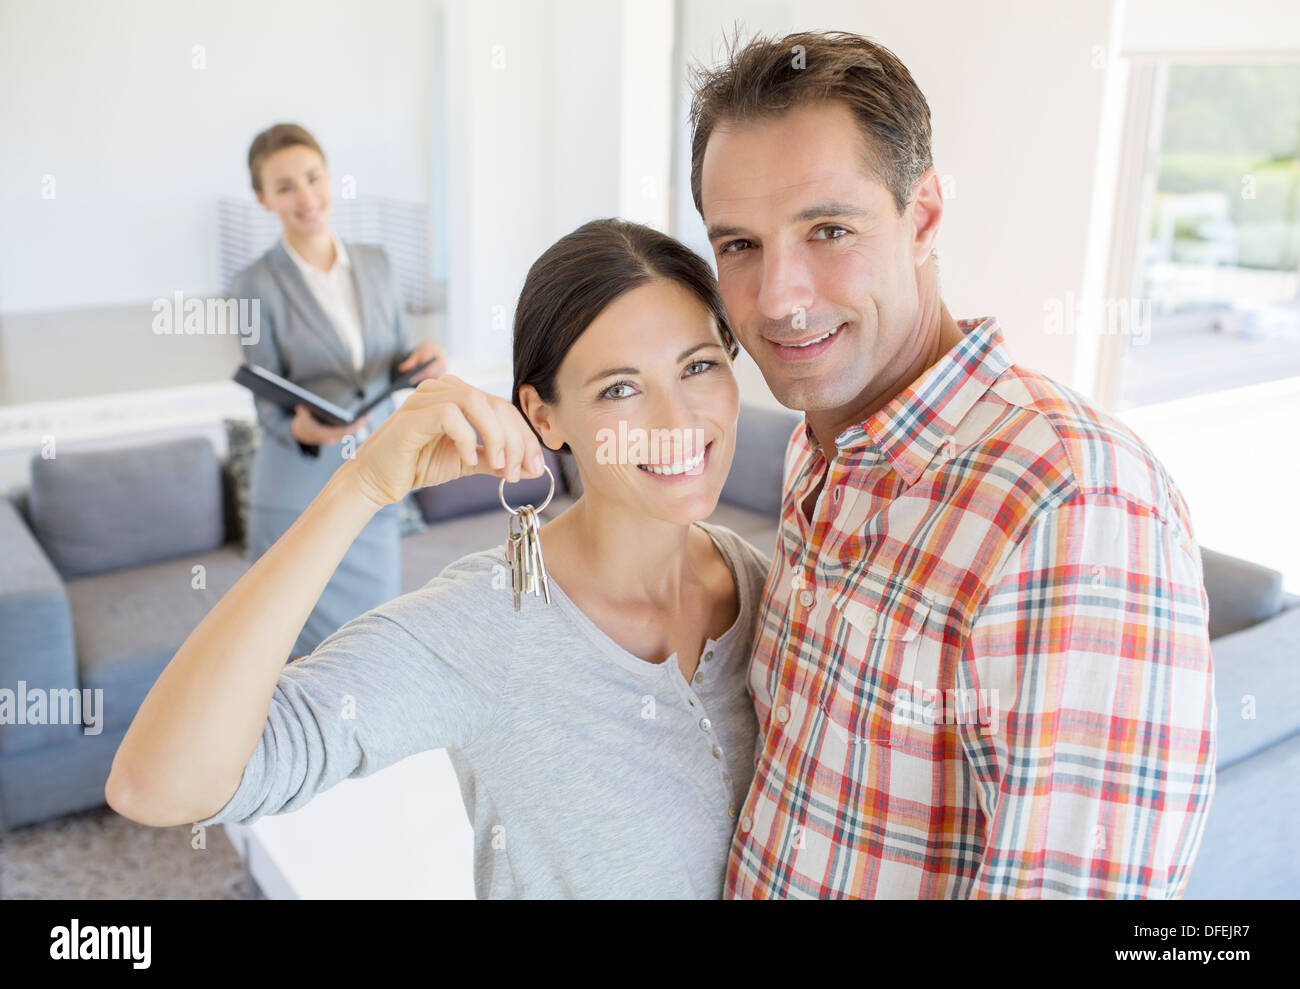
[500,462,554,611]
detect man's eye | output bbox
[812,225,850,240]
[720,239,752,255]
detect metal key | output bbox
[500,465,555,611]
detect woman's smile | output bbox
[636,440,713,481]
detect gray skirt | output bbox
[246,428,402,657]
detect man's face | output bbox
[701,100,932,420]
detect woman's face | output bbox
[527,277,740,526]
[255,145,331,239]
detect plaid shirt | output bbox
[725,316,1217,899]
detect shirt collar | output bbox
[799,315,1012,485]
[280,230,350,275]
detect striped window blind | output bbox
[218,196,437,313]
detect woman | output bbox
[107,219,773,899]
[236,122,445,656]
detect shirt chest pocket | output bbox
[816,572,940,745]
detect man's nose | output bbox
[755,245,815,326]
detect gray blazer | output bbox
[233,240,412,511]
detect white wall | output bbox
[1122,0,1300,55]
[0,0,437,313]
[441,0,676,370]
[672,0,1125,406]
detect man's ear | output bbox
[907,166,944,267]
[517,383,565,452]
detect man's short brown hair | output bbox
[688,30,933,217]
[247,123,325,194]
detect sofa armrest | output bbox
[0,496,80,754]
[1200,545,1285,640]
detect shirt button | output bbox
[712,745,724,759]
[832,485,842,505]
[740,815,753,833]
[798,589,814,608]
[702,650,713,663]
[775,705,790,723]
[699,717,712,732]
[693,671,704,684]
[728,805,737,819]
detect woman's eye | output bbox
[685,359,718,376]
[600,381,635,400]
[813,225,850,241]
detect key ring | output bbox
[498,462,555,515]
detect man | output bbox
[690,30,1217,898]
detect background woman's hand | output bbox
[345,374,546,510]
[291,404,371,446]
[395,341,448,384]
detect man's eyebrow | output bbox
[792,202,872,223]
[706,201,871,241]
[582,340,724,387]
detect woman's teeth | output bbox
[638,443,709,475]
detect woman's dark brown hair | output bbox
[512,218,739,455]
[247,123,325,194]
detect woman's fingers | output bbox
[403,376,545,482]
[430,402,479,468]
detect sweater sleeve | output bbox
[194,553,517,828]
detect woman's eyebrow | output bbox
[583,340,724,386]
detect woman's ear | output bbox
[517,383,565,452]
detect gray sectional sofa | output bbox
[0,401,1294,898]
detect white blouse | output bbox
[281,231,366,372]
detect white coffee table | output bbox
[219,748,476,899]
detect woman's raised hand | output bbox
[346,374,546,510]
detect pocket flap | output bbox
[836,567,932,641]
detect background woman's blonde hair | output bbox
[247,122,325,194]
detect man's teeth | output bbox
[639,446,708,475]
[786,324,840,348]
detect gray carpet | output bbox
[0,804,259,899]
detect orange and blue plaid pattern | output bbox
[726,316,1217,898]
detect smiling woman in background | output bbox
[234,123,445,658]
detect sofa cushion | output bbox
[65,544,250,735]
[413,447,564,523]
[222,418,260,549]
[28,436,225,578]
[1200,545,1285,639]
[719,402,803,518]
[1209,602,1300,769]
